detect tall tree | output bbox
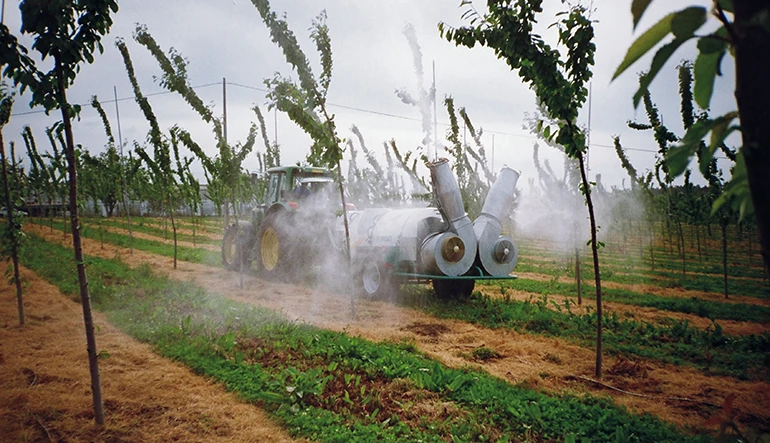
[132,26,258,227]
[614,0,770,271]
[439,2,602,376]
[251,1,354,315]
[0,85,24,326]
[1,0,119,426]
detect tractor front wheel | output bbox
[256,212,292,280]
[432,278,475,300]
[221,223,251,271]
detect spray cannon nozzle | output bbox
[418,159,478,276]
[493,239,515,264]
[473,167,521,276]
[440,236,465,263]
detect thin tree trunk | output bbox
[696,224,702,263]
[575,246,582,305]
[169,197,177,270]
[722,221,728,299]
[1,132,24,326]
[677,214,686,277]
[649,218,655,272]
[57,65,104,426]
[336,158,354,319]
[577,153,602,379]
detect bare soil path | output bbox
[26,224,770,432]
[0,266,300,442]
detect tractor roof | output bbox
[266,165,333,177]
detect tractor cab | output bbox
[263,166,335,211]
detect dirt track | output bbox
[0,266,300,442]
[24,223,770,432]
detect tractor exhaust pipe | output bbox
[420,159,477,276]
[474,167,520,276]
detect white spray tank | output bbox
[473,167,520,276]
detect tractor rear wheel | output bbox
[222,223,251,271]
[432,278,475,299]
[256,212,293,280]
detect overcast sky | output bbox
[2,0,735,192]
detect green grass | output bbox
[516,255,770,300]
[41,220,222,267]
[20,234,711,442]
[418,290,770,381]
[81,217,221,246]
[479,277,770,324]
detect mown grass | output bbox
[478,278,770,324]
[416,290,770,381]
[80,217,221,246]
[20,234,710,442]
[38,220,222,267]
[516,255,770,300]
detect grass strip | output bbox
[81,217,221,246]
[20,234,709,442]
[420,290,769,381]
[516,257,770,301]
[39,220,222,267]
[479,277,770,324]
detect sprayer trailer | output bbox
[221,159,521,300]
[335,158,521,300]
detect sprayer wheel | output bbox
[359,260,395,301]
[432,278,475,300]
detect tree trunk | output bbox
[577,153,602,379]
[696,224,702,263]
[1,131,24,326]
[677,213,686,277]
[734,2,770,272]
[57,64,105,426]
[721,220,729,299]
[169,196,177,270]
[336,158,355,319]
[575,245,582,305]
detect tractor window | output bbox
[279,173,291,199]
[267,173,281,204]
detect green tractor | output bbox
[221,165,338,279]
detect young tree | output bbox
[132,27,258,227]
[444,96,495,219]
[1,0,119,426]
[251,0,354,315]
[117,39,186,269]
[440,2,602,376]
[614,0,770,272]
[0,85,25,326]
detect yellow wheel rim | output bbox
[261,227,279,271]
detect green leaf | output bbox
[665,143,697,177]
[717,0,733,13]
[613,11,676,80]
[632,0,654,30]
[633,37,689,107]
[707,113,739,159]
[671,7,707,39]
[693,48,725,109]
[697,28,728,54]
[712,151,753,220]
